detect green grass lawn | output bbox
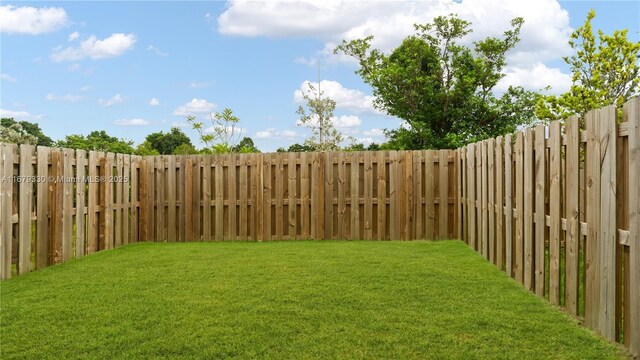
[0,240,628,359]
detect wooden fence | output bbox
[0,148,456,279]
[457,98,639,355]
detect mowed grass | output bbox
[0,240,628,360]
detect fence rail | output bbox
[457,98,639,355]
[0,99,638,356]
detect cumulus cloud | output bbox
[50,33,136,62]
[45,93,84,102]
[149,98,160,106]
[255,128,299,139]
[1,73,16,82]
[173,98,216,116]
[0,5,68,34]
[295,80,379,114]
[496,62,572,95]
[0,108,43,121]
[114,118,150,126]
[98,93,124,107]
[219,0,574,90]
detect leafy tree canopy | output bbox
[1,118,53,146]
[57,130,135,154]
[145,127,193,155]
[231,137,260,153]
[535,9,640,123]
[335,14,540,149]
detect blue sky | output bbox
[1,1,639,152]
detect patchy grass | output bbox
[1,240,628,359]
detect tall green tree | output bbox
[536,10,640,123]
[145,127,193,155]
[57,130,135,154]
[1,118,53,146]
[335,14,539,149]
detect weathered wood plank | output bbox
[549,121,562,305]
[466,145,475,249]
[514,132,524,283]
[440,150,450,240]
[534,124,547,297]
[495,138,504,269]
[62,149,74,259]
[75,150,87,256]
[300,152,310,239]
[585,109,601,330]
[239,155,249,240]
[565,116,580,314]
[36,146,50,268]
[288,152,297,240]
[377,151,386,240]
[624,97,640,355]
[18,144,34,274]
[184,158,193,242]
[504,134,513,276]
[0,144,10,279]
[229,155,237,240]
[274,154,284,240]
[202,156,211,241]
[337,152,347,239]
[350,152,360,240]
[389,151,399,240]
[167,154,176,242]
[215,156,224,240]
[50,150,63,262]
[425,150,435,240]
[114,153,123,247]
[488,138,496,264]
[324,152,334,240]
[598,105,617,340]
[122,154,130,244]
[364,151,373,240]
[523,128,534,291]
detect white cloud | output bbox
[79,85,92,92]
[0,108,43,121]
[220,0,573,88]
[190,81,211,89]
[363,128,384,137]
[50,33,136,62]
[67,31,79,41]
[147,44,168,57]
[255,128,299,139]
[98,93,124,107]
[173,98,216,116]
[333,115,361,129]
[496,62,572,95]
[114,118,150,126]
[45,93,84,102]
[295,80,379,114]
[0,5,68,34]
[1,73,16,82]
[149,98,160,106]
